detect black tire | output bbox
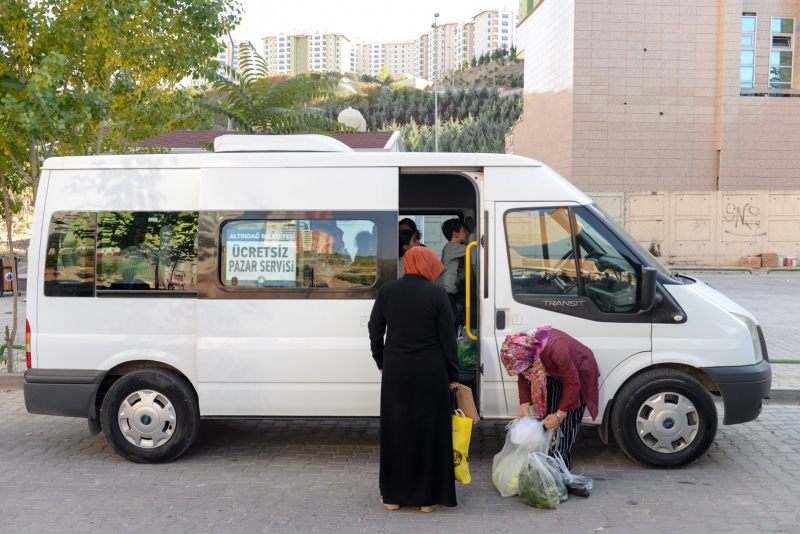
[101,368,200,464]
[611,368,717,469]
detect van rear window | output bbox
[221,219,377,288]
[95,211,198,292]
[44,212,96,297]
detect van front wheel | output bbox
[100,369,200,464]
[611,369,717,468]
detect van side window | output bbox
[44,212,97,297]
[221,219,377,288]
[572,207,640,313]
[505,208,579,296]
[96,211,198,291]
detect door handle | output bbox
[496,310,506,330]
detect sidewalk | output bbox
[0,291,25,375]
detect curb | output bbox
[0,373,23,388]
[765,388,800,404]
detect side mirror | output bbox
[640,267,658,312]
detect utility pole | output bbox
[435,88,439,152]
[432,13,440,152]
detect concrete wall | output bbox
[516,0,800,192]
[515,0,576,180]
[589,190,800,266]
[570,0,723,192]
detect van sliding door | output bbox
[196,167,398,417]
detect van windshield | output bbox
[587,204,672,278]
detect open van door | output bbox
[196,166,398,417]
[491,201,652,418]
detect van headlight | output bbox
[731,313,763,363]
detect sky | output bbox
[230,0,515,45]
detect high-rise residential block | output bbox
[414,34,429,79]
[263,31,351,75]
[382,41,416,79]
[455,21,475,68]
[427,21,459,81]
[472,7,518,59]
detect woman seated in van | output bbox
[368,246,459,512]
[397,229,420,277]
[502,326,600,470]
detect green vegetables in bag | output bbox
[458,337,477,372]
[518,453,568,509]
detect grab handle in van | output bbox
[465,241,478,341]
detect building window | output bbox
[770,17,794,89]
[741,15,756,88]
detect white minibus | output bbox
[24,135,771,467]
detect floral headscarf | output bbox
[500,326,552,417]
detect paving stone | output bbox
[3,388,800,532]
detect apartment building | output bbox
[455,21,475,68]
[364,41,383,77]
[414,34,429,79]
[473,8,518,59]
[512,0,800,265]
[263,32,351,75]
[427,21,459,81]
[188,39,243,88]
[382,41,416,79]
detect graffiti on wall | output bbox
[723,202,767,237]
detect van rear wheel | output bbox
[611,369,717,468]
[101,368,200,464]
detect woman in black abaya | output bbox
[368,246,459,512]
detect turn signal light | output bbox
[26,319,31,369]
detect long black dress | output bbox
[368,274,459,507]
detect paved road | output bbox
[1,389,798,533]
[681,272,800,388]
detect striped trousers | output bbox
[546,376,586,471]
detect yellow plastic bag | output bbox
[452,409,473,484]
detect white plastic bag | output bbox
[519,452,568,509]
[491,417,551,497]
[509,416,541,445]
[552,451,593,497]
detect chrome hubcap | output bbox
[118,390,176,448]
[636,392,699,454]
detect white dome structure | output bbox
[337,107,367,132]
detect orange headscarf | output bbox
[403,246,444,283]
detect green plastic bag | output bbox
[457,337,477,372]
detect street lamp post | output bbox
[432,13,440,152]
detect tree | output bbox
[0,0,241,198]
[0,165,26,372]
[471,57,477,68]
[510,45,518,61]
[201,43,350,134]
[377,65,394,85]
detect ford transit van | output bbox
[23,134,771,467]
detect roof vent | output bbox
[214,134,354,153]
